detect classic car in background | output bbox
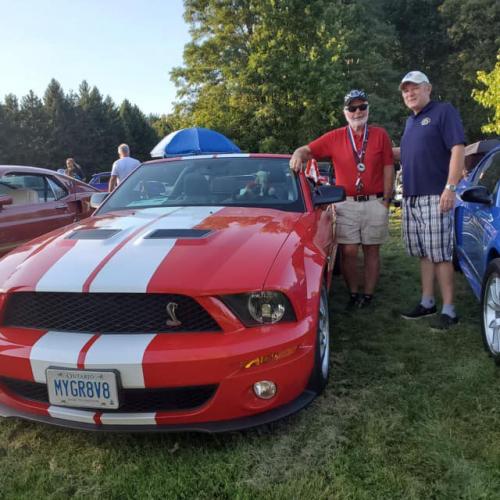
[0,165,99,257]
[455,145,500,364]
[88,171,112,191]
[0,154,345,431]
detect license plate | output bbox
[46,368,120,409]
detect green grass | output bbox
[2,211,500,499]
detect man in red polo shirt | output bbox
[290,89,394,309]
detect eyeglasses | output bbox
[345,103,369,112]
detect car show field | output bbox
[2,212,500,498]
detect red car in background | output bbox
[0,165,99,257]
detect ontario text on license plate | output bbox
[46,368,120,409]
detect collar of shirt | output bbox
[411,100,436,119]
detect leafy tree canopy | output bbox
[170,0,500,149]
[473,52,500,135]
[0,80,160,177]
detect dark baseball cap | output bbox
[344,89,368,106]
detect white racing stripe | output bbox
[100,412,157,426]
[30,331,94,383]
[83,334,156,388]
[89,206,223,293]
[35,209,176,293]
[47,407,157,426]
[48,406,96,424]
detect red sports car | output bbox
[0,165,99,256]
[0,154,344,431]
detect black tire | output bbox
[307,284,331,394]
[452,227,462,273]
[452,246,462,272]
[480,258,500,365]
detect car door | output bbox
[459,151,500,280]
[0,172,76,256]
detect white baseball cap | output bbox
[399,71,430,89]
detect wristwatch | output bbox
[445,183,457,192]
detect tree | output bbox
[0,94,21,164]
[171,0,401,152]
[18,91,50,166]
[74,81,125,175]
[149,114,176,140]
[439,0,500,139]
[472,52,500,135]
[119,100,159,161]
[43,79,78,169]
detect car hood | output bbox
[0,206,302,294]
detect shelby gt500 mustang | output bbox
[0,154,344,431]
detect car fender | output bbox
[263,213,328,325]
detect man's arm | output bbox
[74,162,85,180]
[383,164,395,208]
[439,144,465,213]
[289,146,313,172]
[392,147,401,162]
[108,175,118,192]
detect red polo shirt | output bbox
[308,125,393,196]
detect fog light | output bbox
[253,380,277,400]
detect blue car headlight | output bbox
[220,291,296,326]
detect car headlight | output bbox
[220,291,296,326]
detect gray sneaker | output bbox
[401,303,437,320]
[430,313,459,331]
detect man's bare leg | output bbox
[362,244,380,295]
[341,244,360,293]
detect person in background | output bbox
[108,143,141,191]
[239,170,276,198]
[394,71,465,330]
[290,89,394,310]
[64,158,85,180]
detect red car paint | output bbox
[0,155,342,431]
[0,165,99,257]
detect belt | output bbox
[345,193,383,202]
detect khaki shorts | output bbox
[335,199,389,245]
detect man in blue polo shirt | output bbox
[394,71,465,330]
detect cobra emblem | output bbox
[166,302,182,327]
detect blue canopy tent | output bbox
[150,127,241,158]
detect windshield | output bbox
[98,157,305,214]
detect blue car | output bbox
[455,145,500,363]
[88,172,111,191]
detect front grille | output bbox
[0,377,218,412]
[3,292,221,333]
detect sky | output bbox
[0,0,190,116]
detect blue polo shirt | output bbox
[401,100,465,196]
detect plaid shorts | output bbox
[402,195,453,263]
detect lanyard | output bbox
[347,125,369,171]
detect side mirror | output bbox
[312,185,346,206]
[460,185,492,205]
[90,192,109,209]
[0,196,13,209]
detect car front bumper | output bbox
[0,319,318,431]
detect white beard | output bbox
[345,110,369,130]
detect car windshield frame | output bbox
[96,157,306,214]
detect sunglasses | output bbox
[345,103,369,112]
